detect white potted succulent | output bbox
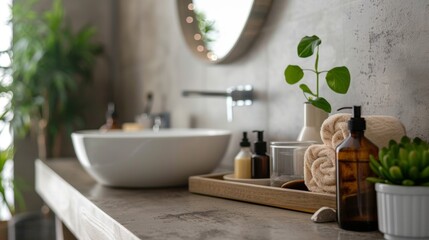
[368,136,429,240]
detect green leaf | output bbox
[366,177,384,184]
[379,148,388,163]
[409,151,419,167]
[369,155,381,176]
[379,166,393,182]
[422,151,429,169]
[421,166,429,179]
[413,137,423,145]
[326,66,351,94]
[284,65,304,84]
[400,136,411,144]
[381,154,391,169]
[388,139,398,148]
[309,97,331,113]
[389,166,403,181]
[391,144,400,158]
[408,166,420,180]
[297,35,321,58]
[13,177,27,212]
[399,160,410,175]
[299,84,316,96]
[399,148,409,162]
[402,179,415,186]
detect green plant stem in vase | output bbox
[284,35,351,113]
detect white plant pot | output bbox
[375,183,429,240]
[297,102,328,143]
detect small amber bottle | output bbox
[100,103,121,130]
[251,130,270,179]
[336,106,378,231]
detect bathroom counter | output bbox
[35,159,383,240]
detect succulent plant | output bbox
[368,136,429,186]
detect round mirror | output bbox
[177,0,272,64]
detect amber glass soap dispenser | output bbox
[336,106,378,231]
[251,130,270,179]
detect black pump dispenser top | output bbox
[240,132,251,147]
[338,106,366,132]
[253,130,266,154]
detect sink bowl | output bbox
[71,129,231,187]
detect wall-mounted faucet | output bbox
[182,85,254,122]
[135,92,170,130]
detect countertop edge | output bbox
[35,159,140,240]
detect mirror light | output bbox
[206,52,218,61]
[186,16,193,23]
[197,45,204,52]
[193,33,202,40]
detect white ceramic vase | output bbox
[375,183,429,240]
[297,102,328,143]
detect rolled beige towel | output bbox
[320,113,350,148]
[320,113,406,149]
[304,144,336,194]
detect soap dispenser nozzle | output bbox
[252,130,266,154]
[240,132,251,147]
[253,130,264,141]
[338,106,361,118]
[337,106,365,131]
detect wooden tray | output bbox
[189,173,336,213]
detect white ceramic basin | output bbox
[71,129,231,187]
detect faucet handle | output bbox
[152,116,162,131]
[228,85,253,105]
[226,85,253,121]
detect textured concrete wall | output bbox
[117,0,429,169]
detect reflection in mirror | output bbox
[177,0,272,64]
[192,0,253,60]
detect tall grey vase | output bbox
[297,102,328,143]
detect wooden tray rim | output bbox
[188,172,336,213]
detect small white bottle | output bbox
[234,132,252,179]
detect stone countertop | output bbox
[35,159,383,240]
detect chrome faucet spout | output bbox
[182,91,229,97]
[182,85,254,122]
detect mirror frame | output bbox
[177,0,272,64]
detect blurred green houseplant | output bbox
[0,146,24,219]
[1,0,102,159]
[195,11,217,49]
